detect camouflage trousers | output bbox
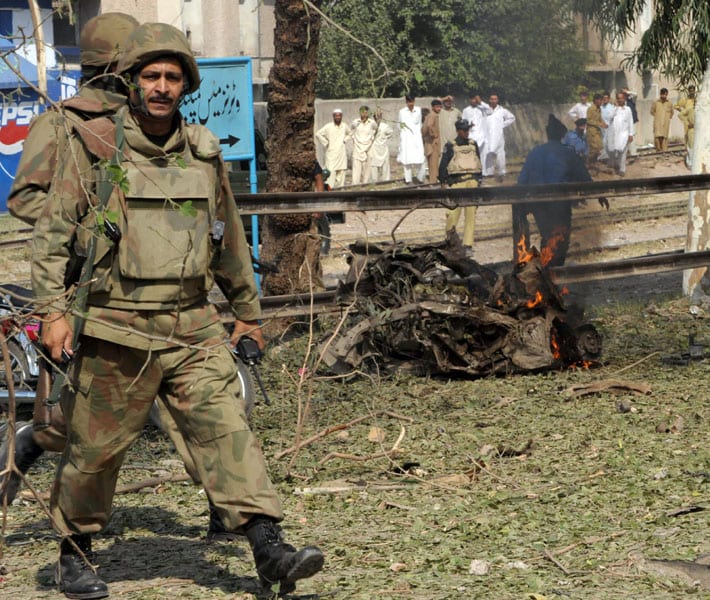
[50,335,283,536]
[445,177,479,247]
[34,391,202,482]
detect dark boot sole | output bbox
[262,547,325,595]
[284,547,325,584]
[57,582,109,600]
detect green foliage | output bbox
[179,200,197,218]
[573,0,710,85]
[170,152,188,169]
[103,161,130,194]
[317,0,589,102]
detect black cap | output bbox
[455,118,472,130]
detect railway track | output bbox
[0,196,687,254]
[0,235,32,251]
[331,196,688,248]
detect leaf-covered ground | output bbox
[1,285,708,599]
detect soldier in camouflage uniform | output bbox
[8,13,137,225]
[31,22,324,599]
[2,13,235,542]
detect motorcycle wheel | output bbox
[0,340,33,392]
[235,356,256,418]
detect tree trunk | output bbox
[682,62,709,297]
[28,0,47,103]
[261,0,322,296]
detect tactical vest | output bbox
[447,141,482,175]
[73,113,221,308]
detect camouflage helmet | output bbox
[116,22,200,94]
[80,13,139,67]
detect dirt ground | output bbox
[1,151,708,599]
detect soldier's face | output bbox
[132,57,185,121]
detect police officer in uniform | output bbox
[440,119,483,256]
[31,22,324,599]
[2,13,235,543]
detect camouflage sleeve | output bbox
[212,156,262,321]
[6,110,63,225]
[31,135,93,313]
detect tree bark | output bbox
[682,62,709,297]
[261,0,322,296]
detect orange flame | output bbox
[516,234,535,264]
[550,332,561,359]
[561,286,570,295]
[570,360,593,370]
[540,229,567,267]
[526,290,543,308]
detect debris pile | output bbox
[321,234,601,377]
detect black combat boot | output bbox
[206,500,243,543]
[55,534,109,600]
[245,516,324,595]
[0,421,45,503]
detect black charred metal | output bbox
[320,234,601,377]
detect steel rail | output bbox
[233,173,710,215]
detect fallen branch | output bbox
[531,531,627,562]
[544,548,571,575]
[26,472,194,502]
[318,426,406,465]
[275,410,413,459]
[115,473,193,494]
[293,481,412,496]
[565,379,652,399]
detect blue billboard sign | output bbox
[183,57,256,165]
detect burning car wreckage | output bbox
[320,233,602,377]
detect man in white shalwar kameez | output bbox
[397,95,426,184]
[316,109,351,188]
[483,94,516,179]
[604,92,635,177]
[599,92,614,160]
[350,105,378,185]
[369,110,394,182]
[461,93,491,161]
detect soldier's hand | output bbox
[230,319,266,351]
[42,313,74,362]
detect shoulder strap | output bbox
[72,116,119,161]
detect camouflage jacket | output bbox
[31,106,260,348]
[7,86,126,225]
